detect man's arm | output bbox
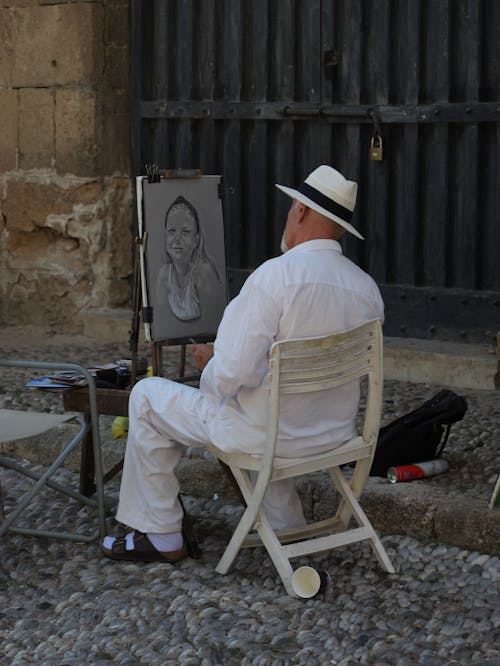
[199,276,282,402]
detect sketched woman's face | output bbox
[165,206,199,263]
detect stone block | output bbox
[0,9,14,86]
[4,225,88,328]
[362,480,438,539]
[2,174,107,329]
[106,278,131,307]
[105,177,132,266]
[105,1,129,46]
[19,88,54,168]
[104,89,129,115]
[81,307,130,341]
[4,176,102,234]
[384,337,499,391]
[3,173,136,327]
[5,179,56,233]
[102,111,130,174]
[39,0,98,4]
[434,494,500,554]
[176,458,239,501]
[12,3,103,87]
[55,89,101,175]
[0,90,18,172]
[85,177,132,308]
[105,43,129,90]
[0,1,38,7]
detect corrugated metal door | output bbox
[130,0,500,344]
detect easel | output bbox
[131,167,207,384]
[128,167,219,558]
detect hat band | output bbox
[298,183,353,223]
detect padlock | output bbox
[370,134,383,161]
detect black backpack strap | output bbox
[436,423,452,457]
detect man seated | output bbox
[101,165,384,562]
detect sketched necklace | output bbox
[168,262,200,320]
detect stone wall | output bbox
[0,0,131,332]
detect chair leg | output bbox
[253,513,296,596]
[369,533,396,573]
[215,467,262,574]
[215,466,296,595]
[0,421,102,542]
[89,416,106,540]
[0,456,98,508]
[333,458,371,528]
[216,503,261,574]
[331,468,395,574]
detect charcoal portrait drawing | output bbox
[157,196,222,321]
[140,175,228,342]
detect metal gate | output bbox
[130,0,500,344]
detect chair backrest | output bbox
[266,319,383,456]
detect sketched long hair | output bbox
[163,195,221,283]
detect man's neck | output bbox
[291,232,341,248]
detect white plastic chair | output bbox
[207,319,395,596]
[0,360,105,542]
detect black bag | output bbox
[370,389,468,477]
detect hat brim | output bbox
[276,184,364,240]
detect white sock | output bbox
[147,531,183,552]
[102,531,136,551]
[102,531,183,553]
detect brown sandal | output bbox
[101,531,187,563]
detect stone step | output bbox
[384,336,499,391]
[82,307,499,391]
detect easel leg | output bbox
[179,344,186,378]
[130,236,142,387]
[152,342,163,377]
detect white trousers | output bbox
[116,377,306,534]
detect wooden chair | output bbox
[207,319,395,597]
[0,360,105,542]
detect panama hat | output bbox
[275,165,363,239]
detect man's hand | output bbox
[189,343,214,371]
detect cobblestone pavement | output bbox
[0,327,499,665]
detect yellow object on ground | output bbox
[112,416,129,439]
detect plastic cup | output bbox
[291,566,330,598]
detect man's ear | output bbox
[296,204,309,224]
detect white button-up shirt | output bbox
[200,239,384,457]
